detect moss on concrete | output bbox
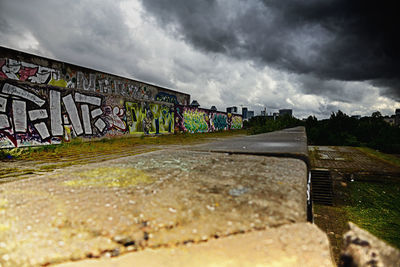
[63,167,154,187]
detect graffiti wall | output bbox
[0,47,242,148]
[0,47,190,105]
[0,81,175,148]
[175,106,243,133]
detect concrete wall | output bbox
[0,47,242,148]
[0,47,190,105]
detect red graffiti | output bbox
[18,66,38,81]
[0,60,7,79]
[0,130,18,148]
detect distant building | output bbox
[190,100,200,108]
[384,115,395,125]
[351,115,361,120]
[279,109,292,117]
[247,111,254,119]
[395,109,400,126]
[260,110,266,116]
[210,106,217,111]
[226,106,238,114]
[242,107,248,119]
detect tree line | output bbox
[243,111,400,154]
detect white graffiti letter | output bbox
[50,90,63,136]
[62,94,83,136]
[13,100,27,132]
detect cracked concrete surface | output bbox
[0,127,334,266]
[1,150,309,266]
[58,223,333,267]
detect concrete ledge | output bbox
[191,127,309,167]
[57,223,333,267]
[0,128,328,266]
[0,150,310,266]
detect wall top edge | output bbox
[0,46,190,98]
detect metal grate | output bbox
[311,169,333,206]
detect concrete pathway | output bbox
[309,146,400,175]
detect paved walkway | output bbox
[309,146,400,175]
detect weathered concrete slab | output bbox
[191,127,309,166]
[0,149,308,266]
[58,223,333,267]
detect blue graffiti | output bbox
[155,92,178,104]
[213,114,227,130]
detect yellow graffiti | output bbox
[231,116,243,129]
[49,78,68,87]
[183,109,208,133]
[125,102,174,134]
[63,125,72,142]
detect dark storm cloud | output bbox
[141,0,400,99]
[298,75,366,103]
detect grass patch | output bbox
[0,148,25,160]
[344,180,400,249]
[0,168,19,176]
[314,179,400,264]
[308,147,320,166]
[38,162,76,171]
[357,147,400,168]
[2,130,247,161]
[313,204,350,263]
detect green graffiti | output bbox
[231,116,243,129]
[150,104,174,133]
[183,110,209,133]
[125,102,174,134]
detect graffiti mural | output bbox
[183,109,209,133]
[100,97,128,136]
[0,82,109,148]
[174,106,242,133]
[0,82,179,148]
[212,113,228,131]
[155,92,178,104]
[125,102,174,134]
[0,59,60,84]
[0,81,241,148]
[0,47,242,148]
[231,115,243,130]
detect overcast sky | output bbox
[1,0,399,118]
